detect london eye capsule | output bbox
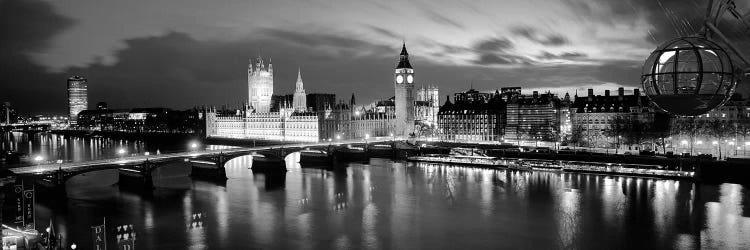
[641,36,737,116]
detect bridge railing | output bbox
[10,138,393,175]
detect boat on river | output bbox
[407,154,531,170]
[407,154,694,179]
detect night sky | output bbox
[2,0,750,114]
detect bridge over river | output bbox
[9,138,421,197]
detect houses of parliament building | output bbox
[205,44,439,142]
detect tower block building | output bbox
[248,57,273,113]
[67,75,88,124]
[394,43,415,136]
[293,68,307,112]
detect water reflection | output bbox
[15,158,750,249]
[1,132,206,166]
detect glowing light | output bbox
[696,140,703,145]
[190,141,199,149]
[365,134,370,139]
[144,152,150,156]
[336,135,341,140]
[117,148,127,156]
[729,142,735,146]
[71,243,77,250]
[33,155,44,162]
[713,141,719,145]
[680,140,688,145]
[658,51,676,63]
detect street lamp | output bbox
[190,141,199,150]
[45,227,51,246]
[33,155,44,165]
[70,243,77,250]
[117,148,127,157]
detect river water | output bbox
[3,132,750,249]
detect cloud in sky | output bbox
[2,0,750,114]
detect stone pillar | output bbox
[189,157,228,181]
[118,163,154,191]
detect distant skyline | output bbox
[2,0,750,114]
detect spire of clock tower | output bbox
[396,43,412,69]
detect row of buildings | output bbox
[437,85,665,147]
[205,44,440,142]
[76,104,204,134]
[438,87,575,144]
[206,43,750,152]
[51,43,750,155]
[60,75,205,134]
[439,84,750,153]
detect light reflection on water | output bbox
[1,132,207,166]
[25,157,750,249]
[3,132,748,249]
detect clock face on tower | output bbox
[396,75,404,84]
[407,75,414,84]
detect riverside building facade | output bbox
[570,88,655,148]
[505,90,564,142]
[438,91,506,142]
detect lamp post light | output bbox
[56,160,64,180]
[617,135,622,155]
[117,148,127,157]
[45,227,51,246]
[190,141,199,151]
[71,243,77,250]
[33,155,45,166]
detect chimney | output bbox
[587,88,593,97]
[532,91,539,100]
[605,90,610,97]
[618,87,624,97]
[634,88,640,96]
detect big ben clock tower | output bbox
[394,43,415,136]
